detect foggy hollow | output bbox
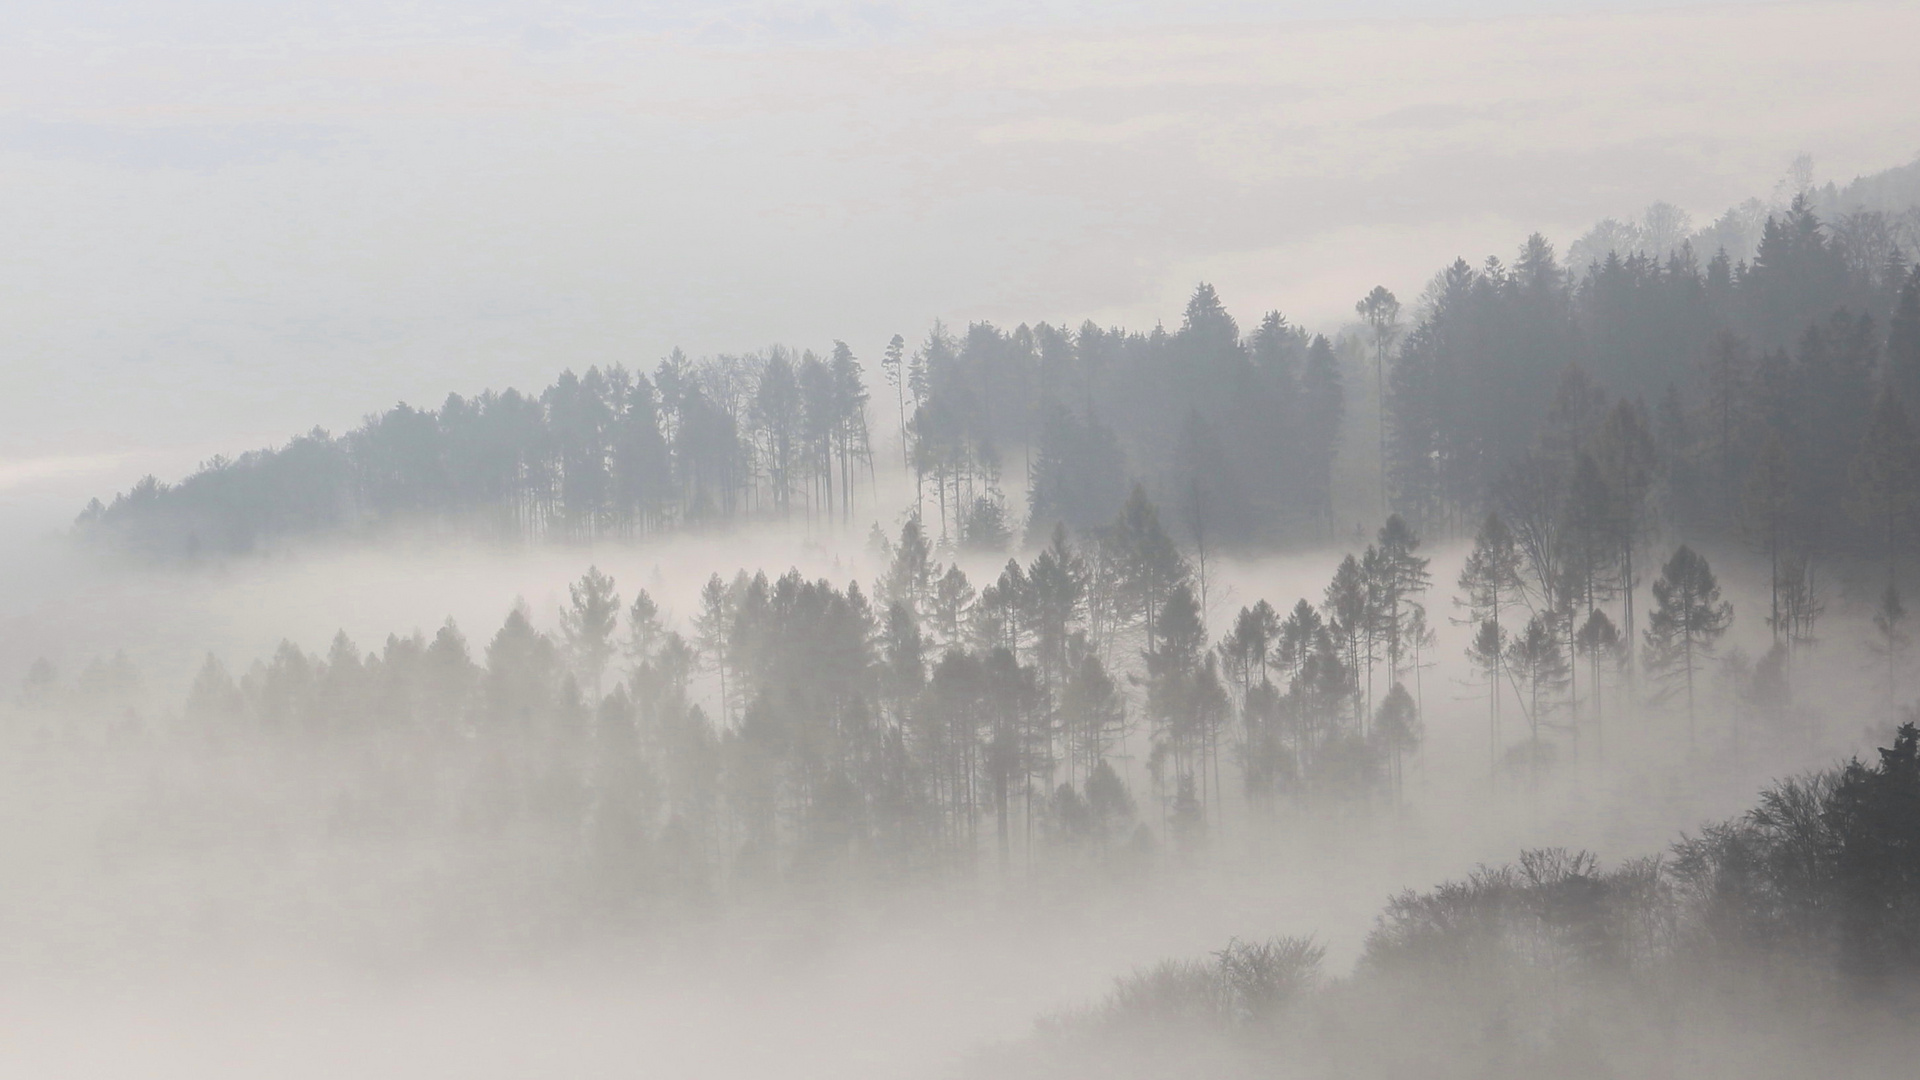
[8,9,1920,1077]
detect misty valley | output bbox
[8,47,1920,1079]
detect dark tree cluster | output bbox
[904,290,1347,548]
[77,347,873,556]
[1387,195,1920,574]
[76,170,1920,594]
[1365,196,1920,776]
[25,501,1460,929]
[1016,725,1920,1080]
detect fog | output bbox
[2,518,1905,1076]
[10,2,1920,1077]
[4,1,1918,491]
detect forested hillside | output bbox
[49,163,1920,927]
[987,724,1920,1079]
[18,488,1879,942]
[78,161,1920,576]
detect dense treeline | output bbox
[903,295,1347,547]
[915,172,1920,558]
[1386,196,1920,550]
[999,725,1920,1079]
[1365,193,1920,771]
[77,345,875,555]
[35,479,1876,925]
[26,503,1467,921]
[79,163,1920,574]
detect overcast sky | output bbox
[2,0,1917,522]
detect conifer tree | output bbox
[1870,584,1909,720]
[1574,609,1621,759]
[1457,513,1523,771]
[1506,614,1568,784]
[1376,514,1432,691]
[1848,390,1920,585]
[1890,267,1920,406]
[1375,682,1421,802]
[1594,400,1659,666]
[1356,286,1402,516]
[1741,433,1796,643]
[1643,545,1734,746]
[882,333,910,471]
[562,566,621,698]
[1324,554,1371,728]
[1028,524,1088,688]
[1300,335,1345,536]
[692,574,735,723]
[1110,485,1188,656]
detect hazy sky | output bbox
[2,0,1917,521]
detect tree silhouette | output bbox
[562,567,621,699]
[1643,545,1734,745]
[1356,285,1402,516]
[1458,513,1523,773]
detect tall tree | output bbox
[1506,614,1568,787]
[1848,390,1920,587]
[882,333,910,472]
[562,566,621,699]
[1869,584,1910,721]
[1300,335,1345,536]
[1593,400,1658,667]
[1109,485,1189,656]
[1889,267,1920,407]
[1741,433,1796,643]
[1643,545,1734,746]
[1375,514,1433,691]
[1356,286,1402,517]
[1458,513,1523,774]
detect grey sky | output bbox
[1,0,1916,522]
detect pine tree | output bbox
[1324,554,1372,729]
[1506,614,1568,785]
[1574,609,1621,761]
[1300,335,1345,536]
[1594,400,1659,667]
[931,565,976,649]
[882,333,910,471]
[1741,433,1796,643]
[1870,584,1910,720]
[1643,545,1734,746]
[1110,485,1189,656]
[562,566,621,699]
[692,574,735,723]
[1374,682,1421,802]
[1848,390,1920,585]
[1376,514,1433,687]
[828,340,870,524]
[1027,524,1088,688]
[1700,333,1752,527]
[1457,513,1523,774]
[1356,286,1402,516]
[1890,267,1920,406]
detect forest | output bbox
[19,156,1920,1079]
[10,496,1897,934]
[75,167,1920,573]
[984,725,1920,1078]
